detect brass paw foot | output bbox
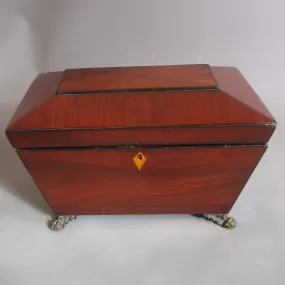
[200,214,237,229]
[49,215,77,231]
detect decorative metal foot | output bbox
[49,215,77,231]
[199,214,237,229]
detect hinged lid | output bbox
[6,64,276,148]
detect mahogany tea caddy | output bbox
[6,64,276,230]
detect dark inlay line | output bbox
[17,143,265,151]
[7,122,276,132]
[57,86,219,95]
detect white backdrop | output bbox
[0,1,284,285]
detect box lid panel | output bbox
[6,65,276,148]
[7,125,275,149]
[58,64,217,94]
[7,89,274,130]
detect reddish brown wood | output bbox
[18,146,266,215]
[58,64,217,93]
[8,88,274,131]
[5,65,276,218]
[7,65,275,136]
[212,67,275,122]
[8,125,275,149]
[6,65,276,149]
[8,72,62,127]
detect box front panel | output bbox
[18,146,265,215]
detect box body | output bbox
[6,65,276,215]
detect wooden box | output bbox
[6,64,276,228]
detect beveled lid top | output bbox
[7,64,275,133]
[58,64,217,94]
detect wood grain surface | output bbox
[18,146,266,215]
[8,72,62,128]
[8,125,275,149]
[6,65,276,149]
[211,66,275,121]
[7,66,275,132]
[8,89,273,131]
[58,64,217,93]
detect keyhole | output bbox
[137,154,142,160]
